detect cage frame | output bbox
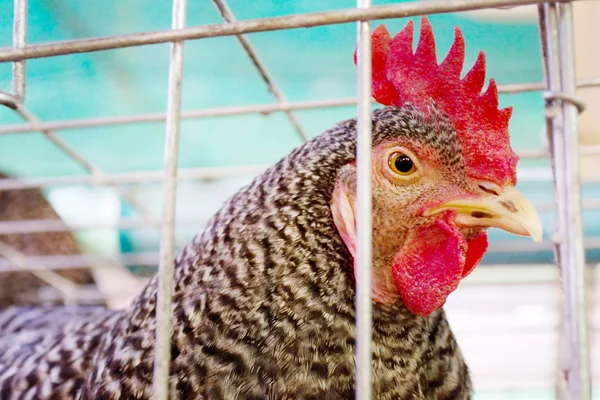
[0,0,594,399]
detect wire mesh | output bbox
[0,0,596,399]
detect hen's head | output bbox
[332,16,542,317]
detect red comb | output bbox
[354,16,518,186]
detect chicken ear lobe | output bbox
[462,232,488,278]
[331,181,357,269]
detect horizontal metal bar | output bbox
[5,261,595,288]
[1,78,599,135]
[498,77,600,93]
[0,252,160,272]
[0,80,579,133]
[4,235,600,274]
[35,284,118,305]
[519,144,600,159]
[0,217,206,234]
[0,240,79,303]
[2,141,600,191]
[1,197,599,235]
[0,164,269,190]
[491,237,600,253]
[0,0,572,62]
[0,97,356,135]
[0,98,357,134]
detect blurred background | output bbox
[0,1,599,399]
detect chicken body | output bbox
[0,173,98,308]
[0,108,471,399]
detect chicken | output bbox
[0,17,542,399]
[0,172,99,307]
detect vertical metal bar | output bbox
[539,9,569,398]
[558,3,592,399]
[355,0,372,398]
[12,0,27,101]
[539,3,591,400]
[152,0,186,397]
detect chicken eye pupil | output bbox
[394,155,414,173]
[387,151,417,176]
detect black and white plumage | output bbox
[0,15,546,399]
[0,107,474,400]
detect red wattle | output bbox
[391,218,467,317]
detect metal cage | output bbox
[0,0,596,399]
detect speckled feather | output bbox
[0,173,99,308]
[0,107,472,400]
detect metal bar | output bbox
[499,77,599,93]
[211,0,308,142]
[0,165,269,190]
[0,217,199,234]
[7,196,600,235]
[0,97,356,134]
[539,7,571,398]
[557,2,591,398]
[42,284,112,302]
[518,144,600,159]
[498,81,549,93]
[12,0,27,101]
[488,237,600,254]
[2,149,600,192]
[540,3,591,400]
[0,240,78,303]
[0,252,161,272]
[2,140,600,191]
[0,0,573,62]
[152,0,186,397]
[2,78,599,135]
[6,235,600,273]
[355,0,372,398]
[32,284,125,305]
[6,262,600,289]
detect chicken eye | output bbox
[388,152,417,176]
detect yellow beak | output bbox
[425,186,543,243]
